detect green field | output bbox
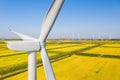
[0,40,120,80]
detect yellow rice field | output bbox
[6,55,120,80]
[0,40,120,80]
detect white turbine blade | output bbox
[40,47,56,80]
[6,41,40,51]
[39,0,64,42]
[28,51,36,80]
[9,29,37,41]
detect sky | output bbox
[0,0,120,39]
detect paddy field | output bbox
[0,40,120,80]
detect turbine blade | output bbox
[39,0,64,42]
[6,41,40,51]
[40,47,56,80]
[9,28,37,41]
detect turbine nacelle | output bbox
[6,29,41,52]
[6,41,40,52]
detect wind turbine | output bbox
[6,0,64,80]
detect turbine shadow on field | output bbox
[66,43,103,55]
[78,44,104,52]
[71,43,120,59]
[75,53,120,59]
[100,46,120,48]
[0,52,26,58]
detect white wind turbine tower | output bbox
[6,0,64,80]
